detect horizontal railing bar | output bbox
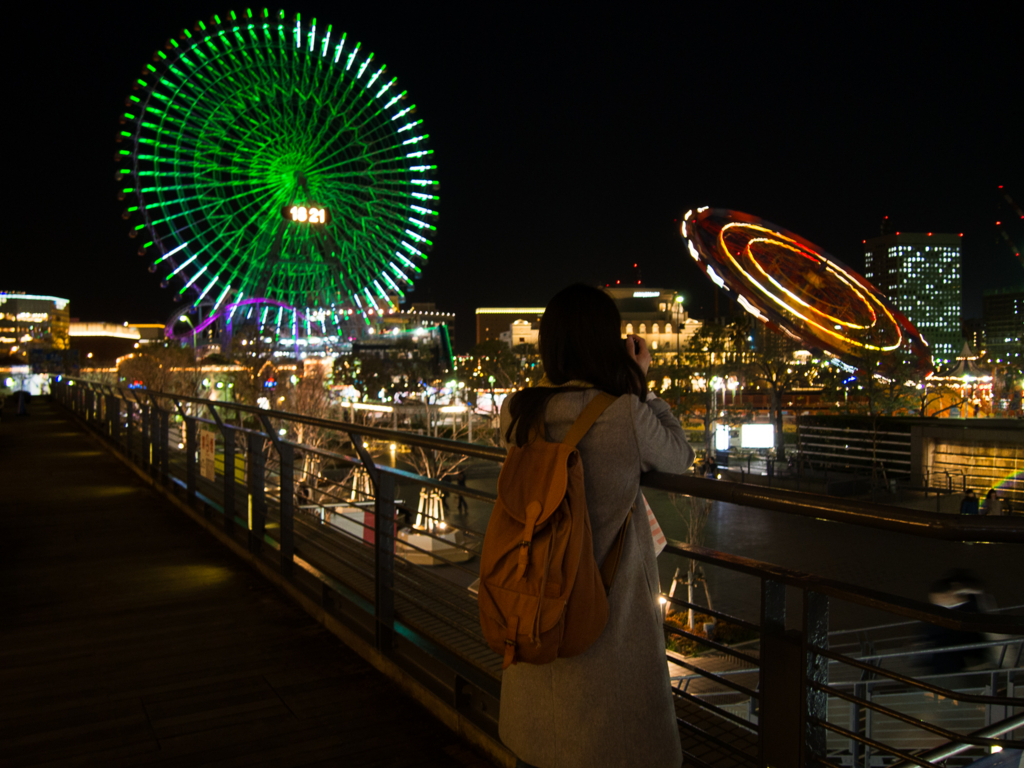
[815,682,1004,747]
[667,542,1024,634]
[675,716,757,764]
[888,712,1024,768]
[643,472,1024,543]
[72,379,507,461]
[664,624,761,666]
[808,756,845,768]
[673,686,759,734]
[839,638,1024,666]
[811,645,1024,705]
[799,426,912,437]
[811,717,941,768]
[291,552,502,699]
[667,653,760,699]
[673,667,760,682]
[799,449,912,463]
[800,434,911,445]
[662,594,761,633]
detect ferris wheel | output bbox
[116,9,438,338]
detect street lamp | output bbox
[178,313,198,359]
[673,294,684,388]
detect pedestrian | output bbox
[456,471,469,514]
[497,284,694,768]
[959,489,979,515]
[923,569,993,673]
[982,489,1003,516]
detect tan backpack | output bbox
[478,392,632,669]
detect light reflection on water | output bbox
[381,458,1022,631]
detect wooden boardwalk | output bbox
[0,399,493,767]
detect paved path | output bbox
[0,399,492,767]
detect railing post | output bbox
[850,682,865,767]
[107,394,119,442]
[278,442,294,577]
[247,432,267,554]
[140,401,150,464]
[158,409,169,483]
[758,578,801,768]
[124,399,134,458]
[222,428,236,535]
[185,416,197,504]
[803,590,829,765]
[375,472,396,651]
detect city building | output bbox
[863,232,962,366]
[0,292,70,357]
[499,319,539,349]
[69,322,145,368]
[479,288,702,363]
[982,285,1023,364]
[476,308,544,345]
[602,286,701,363]
[961,318,985,353]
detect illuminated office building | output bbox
[863,233,962,366]
[0,292,70,356]
[983,285,1023,364]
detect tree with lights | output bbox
[676,322,742,458]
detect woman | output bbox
[498,284,693,768]
[982,489,1003,516]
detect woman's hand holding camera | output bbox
[625,334,651,376]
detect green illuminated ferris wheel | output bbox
[117,9,438,330]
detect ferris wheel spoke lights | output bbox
[119,9,438,332]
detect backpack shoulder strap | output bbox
[561,391,617,448]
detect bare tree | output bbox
[281,364,339,481]
[668,493,715,631]
[677,322,739,458]
[740,323,806,461]
[226,326,279,408]
[406,397,472,483]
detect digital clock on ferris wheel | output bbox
[283,204,330,225]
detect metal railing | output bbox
[52,379,1023,768]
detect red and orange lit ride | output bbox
[681,207,932,372]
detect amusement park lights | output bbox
[118,10,438,337]
[683,208,931,370]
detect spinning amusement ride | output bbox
[682,207,932,371]
[117,10,438,343]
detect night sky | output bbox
[8,4,1021,350]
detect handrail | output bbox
[665,542,1024,635]
[645,472,1024,543]
[72,378,1023,543]
[66,378,507,462]
[54,379,1024,766]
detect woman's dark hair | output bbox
[506,284,648,445]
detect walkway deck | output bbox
[0,399,492,767]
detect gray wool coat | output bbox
[498,389,694,768]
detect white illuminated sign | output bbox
[633,291,660,298]
[741,424,775,449]
[715,423,730,451]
